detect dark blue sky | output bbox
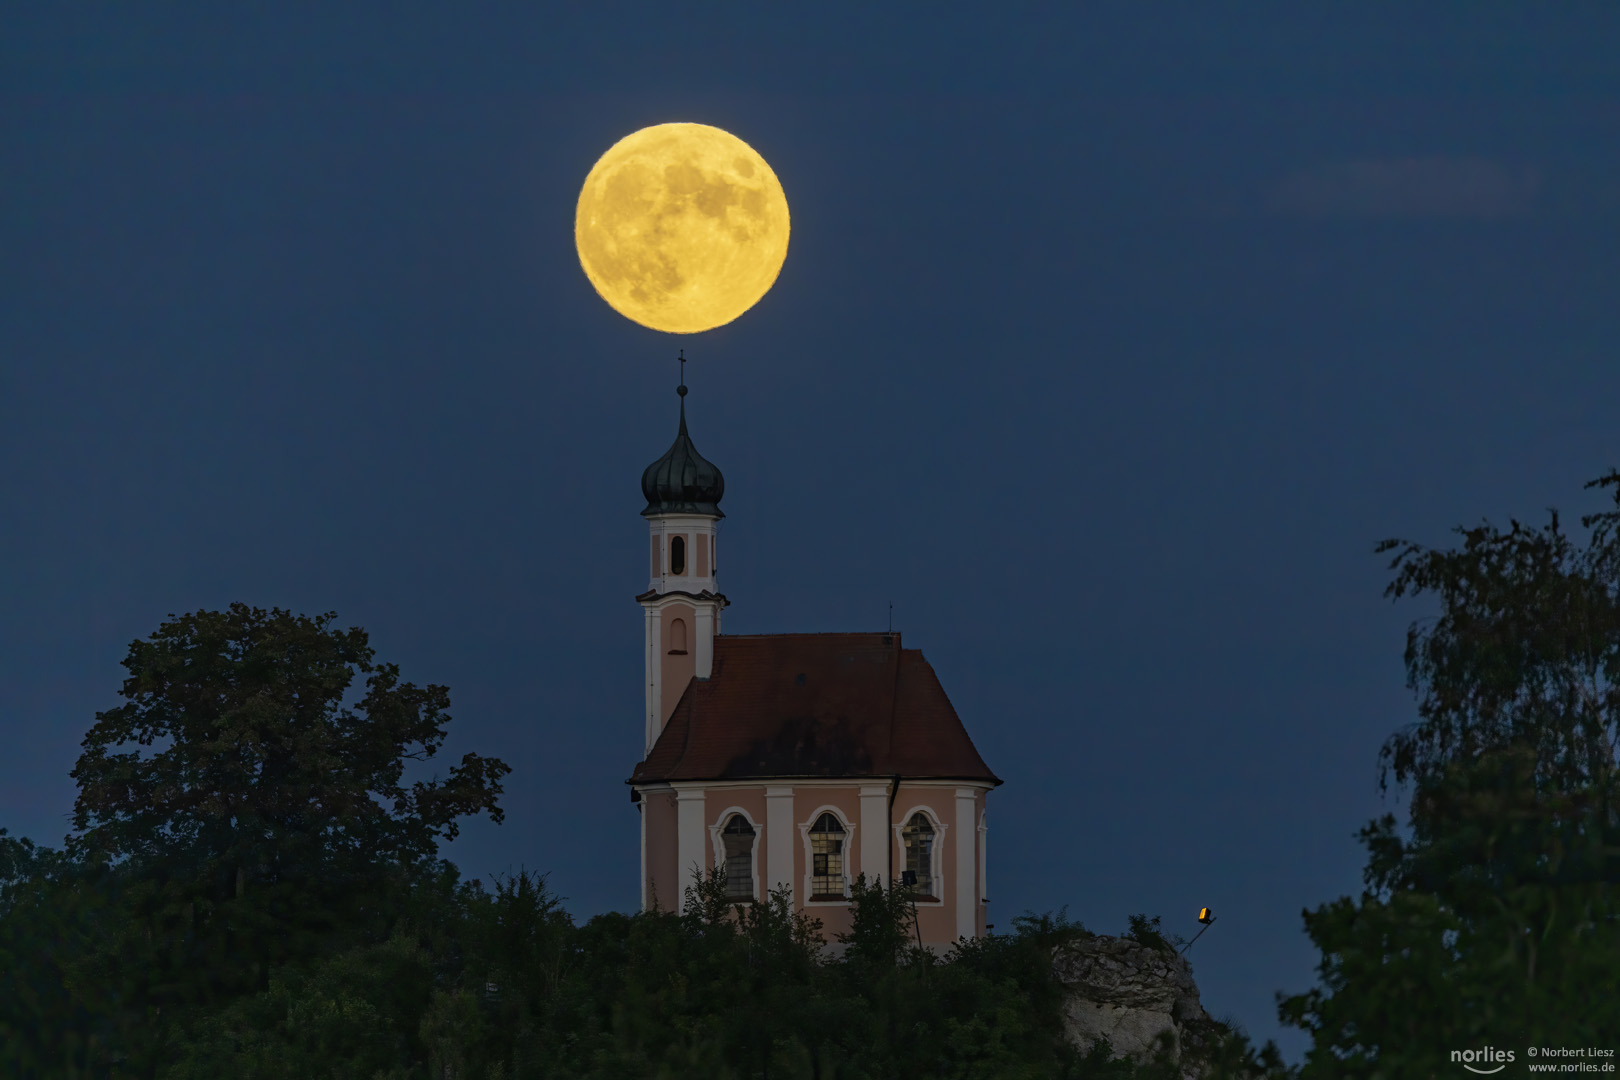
[4,6,1618,1057]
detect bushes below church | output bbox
[182,867,1289,1079]
[1,848,1288,1078]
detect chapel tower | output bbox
[635,367,728,754]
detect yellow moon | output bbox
[575,123,790,334]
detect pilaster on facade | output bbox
[765,786,795,900]
[643,606,662,754]
[694,605,715,678]
[676,788,707,907]
[858,784,891,887]
[954,788,978,941]
[977,810,988,906]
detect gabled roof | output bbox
[629,632,1001,787]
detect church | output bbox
[627,374,1001,949]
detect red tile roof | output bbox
[629,633,1001,787]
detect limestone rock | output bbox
[1053,935,1211,1069]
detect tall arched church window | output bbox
[669,618,687,654]
[722,814,756,900]
[809,813,847,900]
[902,813,936,899]
[670,535,686,575]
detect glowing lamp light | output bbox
[1198,907,1214,924]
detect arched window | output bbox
[902,813,936,899]
[809,813,846,900]
[722,814,755,900]
[670,535,686,575]
[668,618,687,654]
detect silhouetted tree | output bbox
[6,602,510,1077]
[1281,469,1620,1073]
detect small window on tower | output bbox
[670,535,686,575]
[669,618,687,655]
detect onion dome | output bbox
[641,382,725,518]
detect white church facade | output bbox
[627,377,1001,948]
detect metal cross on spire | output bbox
[678,349,686,396]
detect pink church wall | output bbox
[695,532,708,576]
[639,782,989,949]
[643,789,679,913]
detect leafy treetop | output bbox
[69,601,510,877]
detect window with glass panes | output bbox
[902,813,935,898]
[809,813,846,899]
[722,815,755,900]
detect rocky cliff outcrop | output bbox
[1053,934,1218,1073]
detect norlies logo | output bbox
[1453,1047,1517,1074]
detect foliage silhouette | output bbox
[1280,469,1620,1074]
[3,603,509,1078]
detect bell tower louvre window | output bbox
[722,814,756,901]
[809,813,847,900]
[670,535,686,575]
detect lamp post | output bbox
[900,870,924,950]
[1179,907,1216,955]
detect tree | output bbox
[1281,470,1620,1073]
[59,602,510,1074]
[0,830,124,1077]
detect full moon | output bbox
[575,123,790,334]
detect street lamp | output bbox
[900,870,924,949]
[1179,908,1216,955]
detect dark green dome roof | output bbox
[641,384,725,518]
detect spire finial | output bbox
[677,349,687,398]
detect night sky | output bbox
[4,7,1619,1058]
